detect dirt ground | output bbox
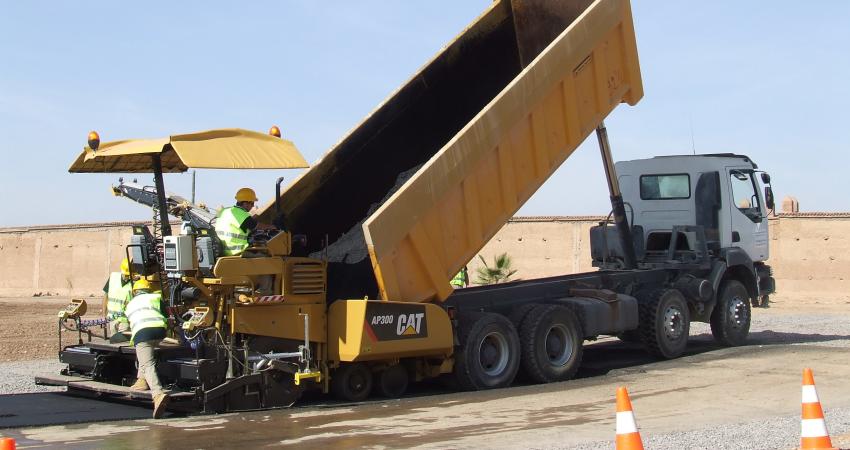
[0,296,105,362]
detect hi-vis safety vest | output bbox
[125,292,167,343]
[106,272,132,324]
[451,268,468,287]
[215,206,251,256]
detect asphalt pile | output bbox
[310,164,422,264]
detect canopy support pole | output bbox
[151,154,176,306]
[151,154,172,237]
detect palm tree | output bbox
[474,252,518,285]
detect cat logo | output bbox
[396,313,425,336]
[364,303,428,341]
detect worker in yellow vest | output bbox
[451,265,469,289]
[214,187,274,256]
[126,278,169,418]
[104,258,133,342]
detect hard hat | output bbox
[120,258,130,276]
[133,279,152,292]
[235,188,258,203]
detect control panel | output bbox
[58,299,87,320]
[182,307,213,331]
[164,235,195,272]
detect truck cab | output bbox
[616,154,772,263]
[591,153,776,314]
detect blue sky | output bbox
[1,1,848,227]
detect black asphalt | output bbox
[0,392,152,428]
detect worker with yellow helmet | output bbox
[104,258,133,342]
[214,187,274,256]
[126,278,169,418]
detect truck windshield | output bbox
[729,170,761,216]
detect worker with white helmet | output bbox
[214,187,273,256]
[126,278,169,418]
[104,258,133,342]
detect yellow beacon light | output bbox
[87,131,101,151]
[269,125,281,138]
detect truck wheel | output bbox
[508,303,538,329]
[638,288,690,359]
[375,364,409,398]
[710,280,751,346]
[453,312,520,391]
[518,305,583,383]
[331,363,372,402]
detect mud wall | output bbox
[766,214,850,300]
[0,223,134,297]
[1,215,848,299]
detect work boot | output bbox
[130,378,149,391]
[152,392,169,419]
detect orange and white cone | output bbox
[615,386,644,450]
[0,437,16,450]
[800,368,835,450]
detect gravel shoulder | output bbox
[0,359,64,394]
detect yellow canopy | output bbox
[68,128,310,173]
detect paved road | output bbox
[0,393,151,429]
[0,334,719,430]
[3,327,849,449]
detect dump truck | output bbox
[38,0,776,413]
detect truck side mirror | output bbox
[760,172,771,184]
[764,186,775,211]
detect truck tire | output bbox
[638,288,690,359]
[710,279,751,346]
[453,312,520,391]
[508,303,538,329]
[518,305,583,383]
[331,363,372,402]
[375,364,409,398]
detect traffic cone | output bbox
[615,386,644,450]
[0,437,15,450]
[800,368,835,450]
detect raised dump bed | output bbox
[260,0,642,302]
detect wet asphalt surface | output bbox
[0,336,711,430]
[2,320,847,449]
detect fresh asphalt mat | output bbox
[0,392,152,428]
